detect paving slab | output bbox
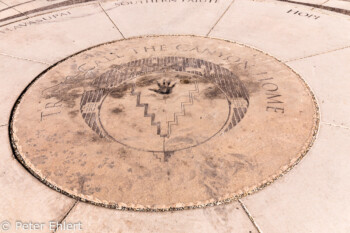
[0,0,76,26]
[56,201,258,233]
[210,0,350,62]
[2,0,73,14]
[2,0,350,28]
[100,0,233,37]
[242,123,350,233]
[0,1,28,26]
[1,0,100,26]
[287,47,350,128]
[0,3,122,64]
[0,127,76,233]
[0,54,47,126]
[0,1,19,16]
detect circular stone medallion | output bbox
[10,36,318,210]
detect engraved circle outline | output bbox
[8,35,320,212]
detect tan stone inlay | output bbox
[10,35,319,211]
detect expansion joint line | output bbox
[0,52,50,65]
[0,0,35,13]
[206,0,235,36]
[52,200,78,233]
[98,1,125,39]
[238,199,263,233]
[0,0,29,16]
[320,0,330,6]
[284,45,350,63]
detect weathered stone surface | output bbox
[56,202,259,233]
[242,124,350,233]
[11,35,318,210]
[0,127,76,233]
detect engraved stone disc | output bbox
[10,36,319,211]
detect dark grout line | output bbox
[276,0,350,16]
[0,1,96,28]
[0,0,36,13]
[0,0,95,24]
[284,45,350,63]
[52,200,79,233]
[206,0,235,37]
[98,1,125,39]
[0,52,51,65]
[320,0,330,5]
[0,0,30,19]
[238,199,263,233]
